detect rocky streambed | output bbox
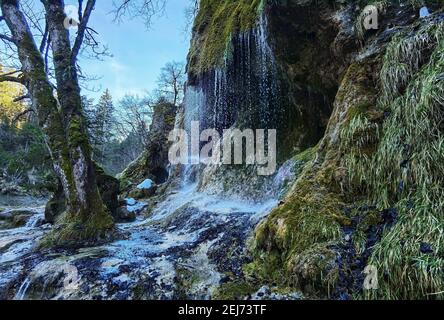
[0,185,286,300]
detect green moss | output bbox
[351,208,382,255]
[340,19,444,299]
[226,0,444,300]
[174,267,202,299]
[368,27,444,300]
[188,0,264,75]
[67,115,91,153]
[293,146,316,163]
[213,281,259,300]
[249,50,382,296]
[251,158,343,293]
[41,206,115,248]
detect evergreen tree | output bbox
[86,89,115,164]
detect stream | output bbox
[0,184,279,300]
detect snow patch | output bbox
[137,179,154,190]
[125,198,136,206]
[420,7,430,18]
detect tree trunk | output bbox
[1,0,113,246]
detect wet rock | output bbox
[0,181,26,196]
[0,209,43,229]
[119,102,177,186]
[249,286,302,301]
[12,214,34,227]
[126,200,148,214]
[44,183,65,224]
[128,185,157,200]
[116,207,136,223]
[95,164,120,219]
[0,186,280,300]
[420,243,433,254]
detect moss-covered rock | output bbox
[119,102,177,188]
[188,0,264,77]
[212,281,260,300]
[0,209,39,230]
[250,2,444,299]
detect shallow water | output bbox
[0,184,278,300]
[0,194,47,208]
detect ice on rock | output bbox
[125,198,137,206]
[137,179,154,190]
[420,7,430,18]
[127,201,147,213]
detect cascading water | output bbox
[186,13,281,137]
[181,13,284,201]
[15,277,31,300]
[0,13,301,301]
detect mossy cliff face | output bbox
[251,56,381,297]
[120,102,177,187]
[186,0,349,161]
[184,0,359,201]
[251,1,444,299]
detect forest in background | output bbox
[0,0,442,301]
[0,60,185,195]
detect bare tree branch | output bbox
[72,0,96,63]
[39,20,49,53]
[0,33,15,43]
[12,107,35,123]
[13,94,30,102]
[113,0,166,27]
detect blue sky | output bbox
[70,0,191,102]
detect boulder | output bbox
[128,179,157,200]
[45,183,66,224]
[0,209,40,229]
[12,213,34,227]
[119,102,177,188]
[116,207,136,222]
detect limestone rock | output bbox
[119,102,177,188]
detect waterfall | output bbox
[255,14,279,128]
[188,13,279,133]
[25,212,45,228]
[183,86,205,134]
[15,277,31,300]
[179,12,282,198]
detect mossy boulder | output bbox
[0,209,39,229]
[127,185,157,200]
[120,102,177,188]
[44,183,66,224]
[116,206,136,222]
